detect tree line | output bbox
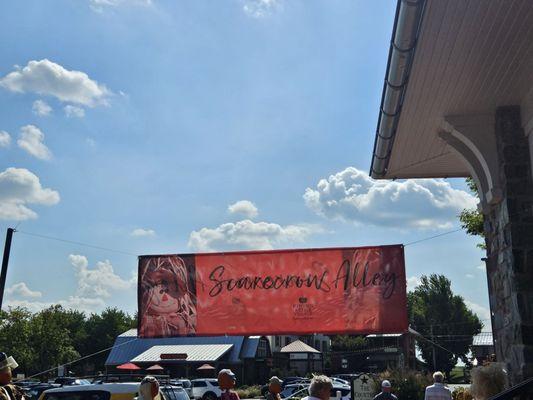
[331,274,483,377]
[1,273,481,380]
[0,306,136,379]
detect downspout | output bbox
[370,0,426,178]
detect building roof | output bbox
[366,333,402,338]
[280,340,320,354]
[473,332,493,347]
[131,344,233,363]
[370,0,533,179]
[240,336,261,359]
[105,329,246,366]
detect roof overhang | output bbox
[370,0,533,179]
[131,344,233,363]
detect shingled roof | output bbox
[280,340,320,353]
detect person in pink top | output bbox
[424,372,452,400]
[219,369,240,400]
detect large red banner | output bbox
[138,245,407,338]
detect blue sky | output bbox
[0,0,490,330]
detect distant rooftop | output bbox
[473,332,493,347]
[280,340,320,353]
[131,344,233,363]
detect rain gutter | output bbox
[369,0,427,179]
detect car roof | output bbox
[44,383,140,394]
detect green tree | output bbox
[408,274,482,376]
[85,308,135,371]
[459,178,485,248]
[330,335,367,351]
[29,305,80,377]
[0,307,35,376]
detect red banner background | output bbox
[138,245,407,338]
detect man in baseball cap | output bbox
[0,353,24,400]
[372,380,397,400]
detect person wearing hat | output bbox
[138,376,162,400]
[218,369,240,400]
[372,380,397,400]
[0,353,24,400]
[266,377,283,400]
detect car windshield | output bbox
[281,386,308,400]
[44,391,111,400]
[162,388,189,400]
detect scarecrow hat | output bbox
[0,353,18,372]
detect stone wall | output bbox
[484,106,533,385]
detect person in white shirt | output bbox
[424,371,452,400]
[301,375,333,400]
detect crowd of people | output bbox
[0,350,508,400]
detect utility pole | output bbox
[0,228,15,311]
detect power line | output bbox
[15,230,137,257]
[404,228,463,246]
[15,337,139,381]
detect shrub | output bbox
[452,387,473,400]
[375,369,433,400]
[470,363,507,400]
[236,385,262,399]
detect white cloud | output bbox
[243,0,281,18]
[4,255,134,314]
[228,200,258,219]
[188,219,321,252]
[64,105,85,118]
[0,167,60,220]
[466,273,475,279]
[6,282,42,298]
[465,300,491,322]
[32,99,52,116]
[68,254,135,298]
[130,228,155,237]
[5,297,106,314]
[0,130,11,147]
[304,167,477,229]
[407,276,421,292]
[0,59,111,107]
[17,125,52,160]
[86,138,96,147]
[477,264,486,270]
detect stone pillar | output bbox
[484,105,533,385]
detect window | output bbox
[285,337,291,346]
[257,338,268,358]
[275,336,281,347]
[192,382,207,388]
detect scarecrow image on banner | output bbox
[138,255,197,337]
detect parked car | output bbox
[161,385,190,400]
[26,383,61,400]
[280,383,309,399]
[169,380,192,398]
[330,378,349,386]
[262,377,310,397]
[39,382,140,400]
[53,378,91,386]
[190,379,221,400]
[331,374,360,383]
[281,381,350,400]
